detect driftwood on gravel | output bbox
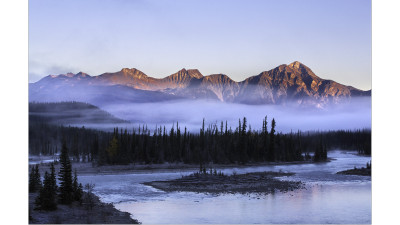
[144,171,303,195]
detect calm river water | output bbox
[79,150,371,224]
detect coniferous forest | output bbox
[30,141,83,210]
[29,115,371,165]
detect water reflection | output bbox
[78,150,371,224]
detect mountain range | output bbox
[29,61,371,107]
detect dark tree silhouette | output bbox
[29,166,35,192]
[313,137,328,162]
[29,165,42,192]
[58,141,74,204]
[73,169,83,202]
[267,118,276,161]
[49,163,57,194]
[83,183,96,210]
[30,113,371,165]
[35,171,57,210]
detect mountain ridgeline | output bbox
[29,61,371,106]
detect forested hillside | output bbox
[29,102,127,125]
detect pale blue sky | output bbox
[29,0,371,90]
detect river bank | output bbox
[29,192,139,224]
[31,158,332,176]
[28,159,317,223]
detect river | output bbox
[78,150,371,224]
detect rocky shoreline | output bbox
[144,171,303,195]
[29,192,140,224]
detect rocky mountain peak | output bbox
[287,61,318,79]
[178,68,187,73]
[121,68,135,73]
[288,61,304,70]
[119,68,147,79]
[187,69,203,79]
[169,68,188,77]
[75,72,89,77]
[64,73,76,78]
[169,68,204,79]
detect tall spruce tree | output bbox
[29,166,35,192]
[73,169,83,202]
[35,165,42,189]
[262,116,268,160]
[49,163,57,193]
[267,118,276,161]
[29,165,41,192]
[59,141,74,204]
[242,117,247,134]
[35,171,57,210]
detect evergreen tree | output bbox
[238,118,242,136]
[58,140,74,204]
[72,134,80,162]
[73,169,83,202]
[29,166,41,192]
[106,135,119,163]
[29,166,35,192]
[313,137,327,162]
[35,165,42,188]
[262,116,268,160]
[239,117,248,163]
[83,183,96,210]
[242,117,247,134]
[49,163,57,194]
[91,135,99,162]
[267,118,276,161]
[35,171,57,210]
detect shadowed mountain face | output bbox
[29,61,370,107]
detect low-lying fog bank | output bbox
[93,97,371,133]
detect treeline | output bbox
[29,122,110,161]
[29,116,371,165]
[321,130,371,155]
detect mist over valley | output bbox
[29,62,370,108]
[29,61,371,133]
[100,98,371,133]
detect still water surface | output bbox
[79,150,371,224]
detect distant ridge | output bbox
[29,102,128,124]
[29,62,371,107]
